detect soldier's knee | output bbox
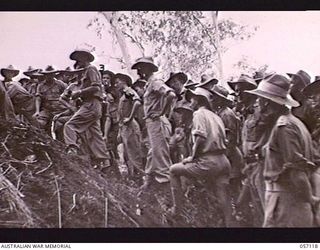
[170,163,184,176]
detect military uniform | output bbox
[263,112,314,227]
[64,65,110,164]
[118,86,144,177]
[218,106,244,197]
[0,81,16,121]
[35,78,68,128]
[170,107,233,226]
[5,80,38,127]
[105,88,120,161]
[239,103,271,226]
[143,75,175,183]
[54,81,82,141]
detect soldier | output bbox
[132,79,148,165]
[165,72,188,100]
[169,99,193,164]
[52,68,85,141]
[64,49,111,169]
[131,57,176,191]
[169,87,233,226]
[246,74,319,227]
[165,72,189,163]
[287,70,312,129]
[0,66,17,121]
[33,65,68,133]
[56,67,74,85]
[302,76,320,145]
[103,70,121,166]
[100,70,115,137]
[114,73,145,179]
[1,65,39,127]
[228,74,266,226]
[210,85,244,201]
[23,67,43,96]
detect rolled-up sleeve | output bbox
[151,79,174,95]
[86,66,101,87]
[192,111,207,138]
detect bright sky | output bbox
[1,11,320,80]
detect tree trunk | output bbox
[100,11,133,75]
[211,11,225,86]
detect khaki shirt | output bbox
[192,107,227,155]
[81,65,104,100]
[218,106,240,146]
[242,104,272,157]
[143,75,175,119]
[36,78,67,112]
[118,86,141,123]
[5,81,33,106]
[264,112,314,181]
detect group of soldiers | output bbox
[1,49,320,227]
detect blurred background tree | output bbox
[87,11,258,82]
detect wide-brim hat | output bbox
[245,74,299,107]
[23,66,40,76]
[1,65,20,77]
[41,65,59,75]
[196,78,219,90]
[113,73,133,86]
[70,49,95,62]
[287,70,311,89]
[185,87,213,106]
[102,70,115,78]
[184,79,198,89]
[58,66,73,74]
[227,74,257,91]
[19,77,29,83]
[166,72,188,85]
[302,76,320,96]
[131,57,158,72]
[210,84,233,105]
[174,100,194,113]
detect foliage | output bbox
[87,11,258,80]
[231,56,273,80]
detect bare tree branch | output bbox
[121,31,145,56]
[190,13,218,51]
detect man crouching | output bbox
[169,87,234,226]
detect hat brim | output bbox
[166,73,188,85]
[131,62,158,72]
[113,73,133,86]
[302,80,320,96]
[70,50,94,62]
[197,78,218,88]
[245,89,300,107]
[185,88,212,105]
[184,81,198,88]
[1,69,19,77]
[23,69,39,76]
[210,90,233,105]
[41,70,59,75]
[174,105,193,113]
[227,81,257,91]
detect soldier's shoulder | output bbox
[276,114,291,127]
[149,73,164,82]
